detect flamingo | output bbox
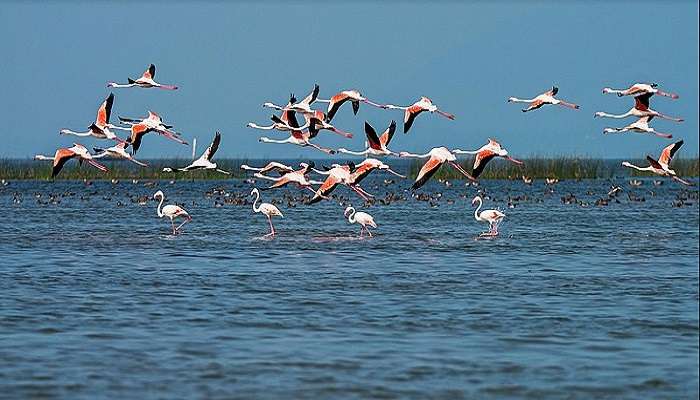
[162,132,230,174]
[257,116,335,155]
[117,111,187,153]
[349,158,405,185]
[508,86,580,112]
[452,139,524,178]
[153,190,192,234]
[603,115,672,139]
[315,89,387,121]
[108,64,178,90]
[385,97,455,133]
[338,121,399,157]
[253,162,322,193]
[35,143,108,178]
[594,93,683,122]
[263,84,319,114]
[472,196,505,236]
[622,140,693,185]
[240,162,294,175]
[602,83,679,99]
[308,163,374,204]
[344,206,377,237]
[250,188,283,236]
[92,142,148,166]
[399,147,475,190]
[60,93,123,141]
[301,110,353,138]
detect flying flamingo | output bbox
[162,132,230,174]
[250,188,283,236]
[385,97,455,133]
[108,64,178,90]
[452,139,524,178]
[349,158,405,185]
[595,93,683,122]
[399,147,475,190]
[34,143,108,178]
[622,140,693,185]
[344,206,377,237]
[240,162,294,175]
[308,163,374,204]
[301,110,353,138]
[117,111,187,153]
[263,84,319,114]
[508,86,580,112]
[315,89,387,121]
[257,116,335,155]
[92,142,148,166]
[472,196,506,237]
[602,83,679,99]
[603,115,672,139]
[153,190,192,234]
[253,162,322,193]
[338,121,399,157]
[60,93,123,141]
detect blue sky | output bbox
[1,1,697,159]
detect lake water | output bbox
[1,176,698,399]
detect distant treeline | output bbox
[0,158,698,180]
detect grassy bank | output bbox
[1,158,698,180]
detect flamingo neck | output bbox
[156,195,164,218]
[474,198,482,221]
[338,148,366,156]
[510,97,535,103]
[252,191,261,213]
[347,208,356,223]
[61,129,90,136]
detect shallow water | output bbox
[1,177,698,399]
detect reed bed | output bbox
[0,158,697,181]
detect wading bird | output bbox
[602,83,679,99]
[385,97,455,133]
[250,188,283,236]
[594,93,683,122]
[452,139,524,178]
[472,195,506,236]
[92,142,147,166]
[253,162,322,193]
[399,147,475,190]
[508,86,580,112]
[162,132,229,174]
[338,121,399,157]
[344,206,377,237]
[108,64,178,90]
[35,143,108,178]
[603,115,672,139]
[60,93,123,141]
[153,190,192,234]
[315,89,387,121]
[621,140,692,185]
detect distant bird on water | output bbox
[452,139,524,178]
[108,64,178,90]
[399,147,475,190]
[508,86,580,112]
[153,190,192,234]
[35,143,108,178]
[385,96,455,133]
[602,83,679,99]
[622,140,693,185]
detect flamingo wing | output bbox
[363,122,382,150]
[96,93,114,126]
[523,99,546,112]
[350,163,375,185]
[646,156,664,170]
[659,140,683,167]
[545,86,559,96]
[309,175,341,204]
[51,149,75,178]
[634,93,652,111]
[404,105,424,133]
[201,131,221,161]
[300,84,319,105]
[411,156,442,189]
[472,150,496,178]
[142,64,155,80]
[326,93,350,122]
[379,120,397,146]
[128,123,151,153]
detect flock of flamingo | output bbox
[33,64,693,237]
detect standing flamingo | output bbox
[595,93,683,122]
[250,188,283,236]
[472,196,506,236]
[34,143,108,178]
[602,83,678,99]
[315,89,387,121]
[162,132,230,174]
[344,206,377,237]
[622,140,692,185]
[338,121,399,157]
[508,86,580,112]
[153,190,192,234]
[108,64,178,90]
[60,93,123,141]
[385,97,455,133]
[399,147,475,190]
[92,142,148,166]
[603,115,672,139]
[452,139,524,178]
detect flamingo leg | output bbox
[267,215,275,236]
[651,130,673,139]
[435,109,456,120]
[176,217,190,232]
[359,226,364,238]
[170,218,176,235]
[367,228,373,238]
[558,101,580,110]
[449,161,477,181]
